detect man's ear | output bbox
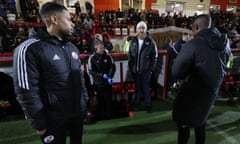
[194,23,199,31]
[192,23,199,31]
[49,15,58,25]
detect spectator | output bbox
[13,26,28,48]
[71,34,82,51]
[80,38,91,53]
[102,34,113,53]
[229,32,240,48]
[173,33,192,55]
[13,2,88,144]
[0,16,8,52]
[128,21,158,113]
[83,13,94,33]
[88,33,116,120]
[123,35,134,52]
[27,8,39,22]
[8,0,16,12]
[160,37,176,94]
[85,1,93,15]
[0,2,7,20]
[172,14,231,144]
[74,1,81,15]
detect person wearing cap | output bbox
[128,21,158,113]
[102,34,113,53]
[13,2,88,144]
[88,33,116,120]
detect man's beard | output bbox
[138,33,146,40]
[59,29,72,41]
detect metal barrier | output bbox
[0,51,169,100]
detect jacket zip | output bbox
[62,45,71,70]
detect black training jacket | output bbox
[88,51,116,86]
[13,27,88,130]
[128,35,158,74]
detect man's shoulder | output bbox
[144,35,155,43]
[15,38,41,52]
[184,38,201,47]
[20,38,40,46]
[88,53,96,60]
[13,39,42,62]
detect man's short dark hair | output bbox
[194,14,212,29]
[39,2,67,25]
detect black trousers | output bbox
[94,84,112,119]
[40,115,85,144]
[178,123,206,144]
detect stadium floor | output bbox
[0,92,239,144]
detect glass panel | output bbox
[165,2,184,14]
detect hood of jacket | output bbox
[28,27,71,45]
[195,27,228,51]
[28,26,49,39]
[94,50,108,57]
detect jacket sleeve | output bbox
[128,41,134,73]
[172,42,194,79]
[150,39,159,72]
[79,64,89,112]
[108,56,116,78]
[88,54,104,77]
[13,41,47,131]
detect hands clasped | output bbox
[103,74,113,85]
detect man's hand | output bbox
[37,129,47,136]
[108,78,113,85]
[102,73,109,79]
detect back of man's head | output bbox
[194,14,212,30]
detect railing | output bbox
[0,51,169,100]
[1,49,239,100]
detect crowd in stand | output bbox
[1,2,240,53]
[96,8,193,34]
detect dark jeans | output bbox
[178,123,206,144]
[134,71,152,107]
[40,115,85,144]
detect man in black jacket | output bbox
[88,33,116,120]
[172,14,231,144]
[128,21,158,113]
[13,2,88,144]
